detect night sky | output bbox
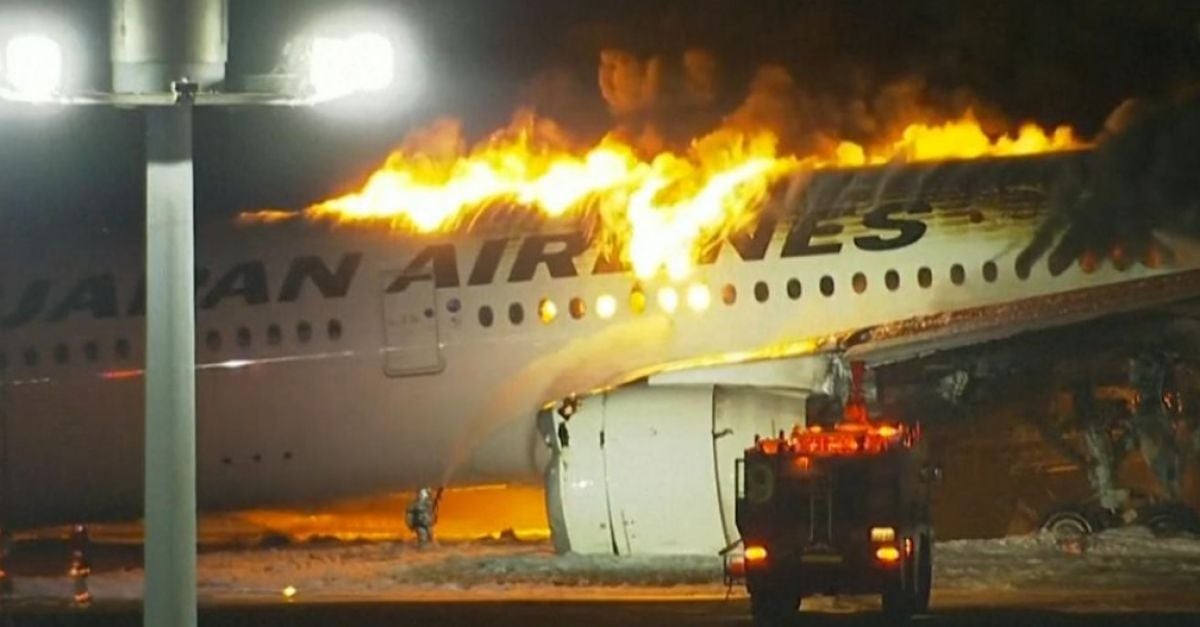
[1,0,1198,242]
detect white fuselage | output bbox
[2,155,1199,528]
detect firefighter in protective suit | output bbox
[405,488,441,546]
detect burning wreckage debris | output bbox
[1020,91,1200,276]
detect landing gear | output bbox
[1143,502,1200,537]
[1042,509,1096,537]
[1042,508,1098,553]
[882,534,932,620]
[1040,498,1200,541]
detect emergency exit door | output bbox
[381,273,444,376]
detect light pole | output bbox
[1,2,402,625]
[112,3,226,623]
[142,99,199,627]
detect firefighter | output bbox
[68,524,92,605]
[405,488,441,547]
[0,527,12,597]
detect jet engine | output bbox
[542,357,834,555]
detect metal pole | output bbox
[143,103,197,627]
[111,3,223,624]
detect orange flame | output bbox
[242,112,1083,279]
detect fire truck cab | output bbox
[731,409,935,625]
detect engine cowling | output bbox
[543,383,815,555]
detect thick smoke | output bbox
[587,48,1200,266]
[1019,90,1200,274]
[598,50,664,116]
[587,48,1022,160]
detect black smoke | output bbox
[1019,91,1200,274]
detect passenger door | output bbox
[380,273,444,376]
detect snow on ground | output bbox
[937,527,1200,592]
[7,528,1200,605]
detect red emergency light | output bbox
[755,420,918,458]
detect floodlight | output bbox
[3,34,63,101]
[308,32,395,100]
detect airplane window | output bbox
[950,264,966,286]
[754,281,770,303]
[722,284,737,305]
[630,286,646,314]
[885,270,900,291]
[852,272,867,294]
[267,324,283,346]
[1079,253,1098,274]
[918,267,933,288]
[1015,261,1031,280]
[297,321,313,343]
[509,303,524,325]
[84,341,100,362]
[479,305,494,327]
[657,287,679,313]
[115,338,131,361]
[206,330,222,351]
[23,347,38,368]
[983,261,998,283]
[596,295,617,319]
[786,279,802,300]
[446,297,462,314]
[569,297,586,319]
[236,327,252,348]
[328,319,343,341]
[54,344,69,365]
[820,275,835,297]
[538,298,558,323]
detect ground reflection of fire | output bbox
[230,484,550,543]
[25,485,549,545]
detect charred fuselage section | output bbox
[874,309,1200,538]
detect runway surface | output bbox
[3,527,1198,625]
[4,595,1200,627]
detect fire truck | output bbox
[729,368,937,625]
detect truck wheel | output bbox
[882,583,913,620]
[883,535,931,620]
[750,591,796,627]
[913,535,932,614]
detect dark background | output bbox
[1,0,1198,240]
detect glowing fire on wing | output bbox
[243,112,1083,279]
